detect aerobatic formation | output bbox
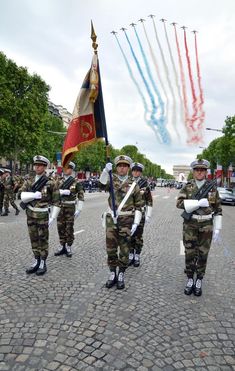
[111,15,205,146]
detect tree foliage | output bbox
[0,52,65,168]
[200,116,235,173]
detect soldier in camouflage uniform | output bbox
[0,168,4,215]
[99,155,142,289]
[176,159,222,296]
[54,161,84,258]
[129,162,153,267]
[1,169,20,216]
[21,155,60,275]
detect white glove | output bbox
[74,210,81,219]
[213,229,220,243]
[105,162,113,172]
[59,189,71,196]
[198,198,209,207]
[48,206,60,228]
[131,223,138,236]
[34,191,42,199]
[145,206,152,224]
[145,216,151,223]
[74,201,83,218]
[48,217,54,227]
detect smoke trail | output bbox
[172,24,192,136]
[183,30,198,126]
[183,29,203,143]
[132,25,171,144]
[114,33,161,142]
[162,21,184,131]
[150,17,180,141]
[141,21,169,128]
[194,32,205,131]
[123,29,171,144]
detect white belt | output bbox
[28,205,48,213]
[107,207,133,217]
[191,214,213,221]
[62,201,76,205]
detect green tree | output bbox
[0,52,50,169]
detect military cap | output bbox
[68,161,76,170]
[33,155,50,166]
[114,155,133,167]
[4,168,11,173]
[190,159,210,170]
[131,162,144,171]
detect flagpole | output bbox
[91,21,117,223]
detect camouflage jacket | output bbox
[176,179,222,216]
[101,174,142,212]
[58,177,84,206]
[133,177,153,208]
[2,175,14,192]
[21,174,60,218]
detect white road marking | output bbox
[74,229,85,235]
[0,223,5,225]
[180,240,185,255]
[162,196,170,199]
[153,194,160,198]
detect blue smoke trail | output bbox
[114,34,161,142]
[123,30,171,144]
[133,26,166,125]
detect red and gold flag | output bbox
[62,54,107,168]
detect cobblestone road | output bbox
[0,188,234,371]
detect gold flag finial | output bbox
[91,20,98,53]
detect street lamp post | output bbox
[206,128,223,132]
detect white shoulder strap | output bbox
[117,181,137,214]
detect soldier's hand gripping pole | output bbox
[106,144,117,224]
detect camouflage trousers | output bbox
[106,214,133,269]
[57,205,75,246]
[3,190,18,211]
[183,220,213,279]
[130,214,145,254]
[0,190,4,210]
[26,213,49,259]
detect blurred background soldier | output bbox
[54,161,84,258]
[176,159,222,296]
[20,155,60,275]
[129,162,153,267]
[99,155,142,289]
[0,168,4,215]
[1,168,20,216]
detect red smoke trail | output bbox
[183,29,199,131]
[194,32,205,131]
[173,24,191,135]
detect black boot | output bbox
[193,278,202,296]
[184,278,194,295]
[117,268,125,290]
[105,268,117,288]
[36,259,47,276]
[65,245,72,258]
[54,244,66,256]
[26,257,41,274]
[0,208,2,215]
[15,208,20,216]
[1,209,9,216]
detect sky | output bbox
[1,0,235,174]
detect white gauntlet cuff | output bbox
[184,200,199,213]
[99,169,109,185]
[134,210,142,225]
[213,215,222,230]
